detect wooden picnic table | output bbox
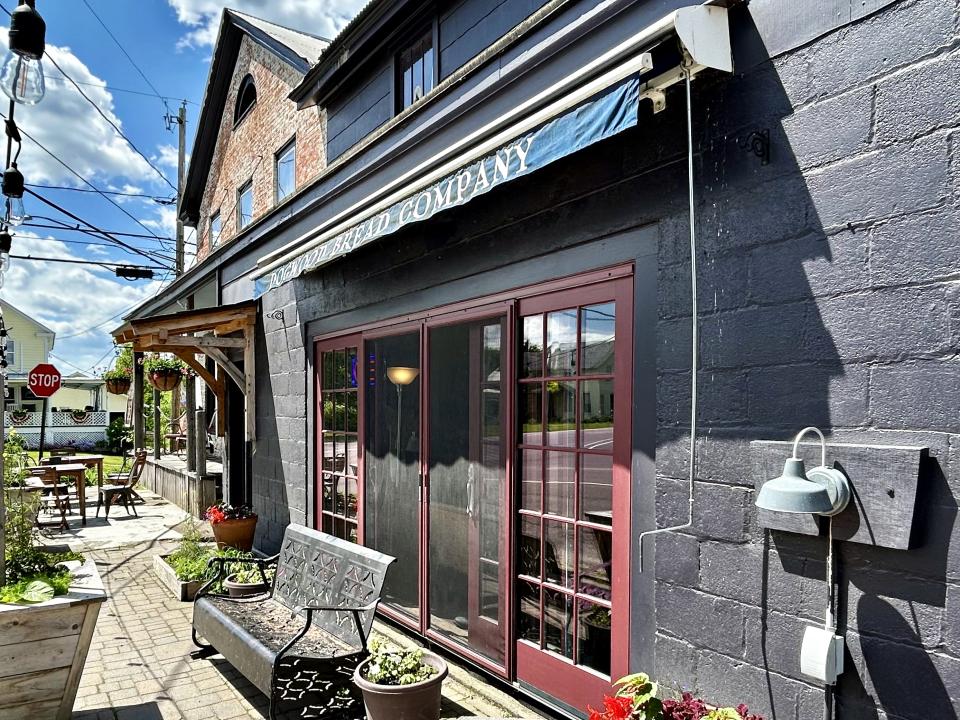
[42,454,104,489]
[44,463,88,525]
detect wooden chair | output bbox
[96,451,147,518]
[26,468,70,531]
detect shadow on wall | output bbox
[658,4,957,720]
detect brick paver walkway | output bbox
[59,493,547,720]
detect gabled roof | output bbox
[180,9,330,225]
[0,298,56,337]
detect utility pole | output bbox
[170,101,188,444]
[174,100,187,275]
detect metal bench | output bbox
[192,524,395,719]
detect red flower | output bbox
[587,695,634,720]
[205,506,226,524]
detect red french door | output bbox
[314,267,634,712]
[514,276,633,712]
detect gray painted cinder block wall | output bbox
[249,1,959,718]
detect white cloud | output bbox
[6,38,166,190]
[167,0,365,49]
[155,144,182,170]
[1,233,168,371]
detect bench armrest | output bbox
[292,600,379,650]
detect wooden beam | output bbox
[203,347,244,391]
[170,351,223,398]
[165,335,246,349]
[243,323,255,442]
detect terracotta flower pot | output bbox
[148,369,182,391]
[353,651,448,720]
[210,515,258,551]
[105,377,131,395]
[223,573,269,598]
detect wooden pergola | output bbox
[113,302,257,454]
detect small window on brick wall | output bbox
[234,74,257,125]
[397,29,434,112]
[237,182,253,230]
[275,139,296,203]
[210,211,221,248]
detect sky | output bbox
[0,0,365,377]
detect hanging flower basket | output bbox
[105,377,131,395]
[142,354,187,392]
[148,369,182,391]
[71,410,90,424]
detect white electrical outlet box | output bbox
[800,626,844,684]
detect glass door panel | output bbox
[516,284,628,712]
[364,331,421,620]
[317,343,359,543]
[427,315,507,666]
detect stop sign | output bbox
[28,363,61,398]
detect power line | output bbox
[57,271,172,340]
[10,253,167,270]
[50,351,100,377]
[44,74,197,105]
[43,49,177,192]
[25,189,175,268]
[26,183,175,203]
[11,233,177,261]
[80,0,174,116]
[22,221,184,246]
[0,110,173,247]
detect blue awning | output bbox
[254,76,641,298]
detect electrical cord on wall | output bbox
[638,60,697,569]
[825,516,835,720]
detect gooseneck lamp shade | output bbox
[755,427,852,516]
[386,366,419,386]
[1,1,46,106]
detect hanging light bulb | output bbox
[1,1,45,106]
[0,230,11,289]
[2,162,24,226]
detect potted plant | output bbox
[586,672,765,720]
[205,502,258,551]
[103,366,132,395]
[353,639,448,720]
[1,445,106,718]
[224,562,274,597]
[142,353,186,391]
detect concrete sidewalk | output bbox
[38,491,546,720]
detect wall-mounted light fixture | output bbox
[756,426,849,689]
[756,426,850,516]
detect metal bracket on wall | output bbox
[752,440,927,550]
[265,309,284,321]
[644,88,667,114]
[738,129,770,165]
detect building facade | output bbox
[124,1,959,718]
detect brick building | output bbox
[118,1,960,719]
[180,11,329,261]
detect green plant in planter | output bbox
[2,447,85,603]
[142,353,186,375]
[101,367,131,382]
[231,563,274,584]
[363,639,438,686]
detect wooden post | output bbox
[152,388,161,461]
[37,397,48,460]
[185,299,196,473]
[133,352,145,451]
[195,408,207,480]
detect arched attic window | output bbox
[234,74,257,125]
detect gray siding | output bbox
[252,0,959,718]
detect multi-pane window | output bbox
[318,345,360,543]
[209,211,221,248]
[517,302,616,676]
[397,29,434,111]
[237,182,253,230]
[5,339,14,369]
[234,74,257,124]
[275,139,296,203]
